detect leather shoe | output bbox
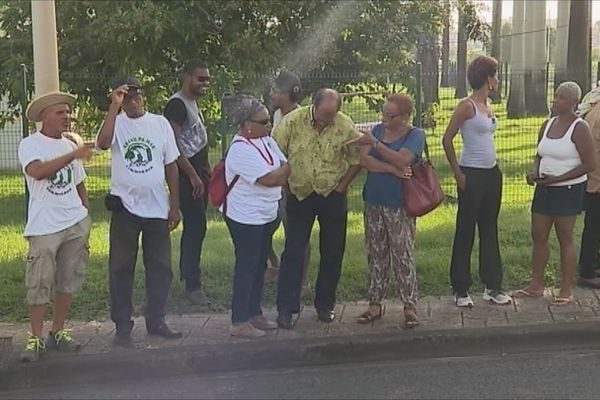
[147,322,183,339]
[317,308,335,323]
[277,312,294,329]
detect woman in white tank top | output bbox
[515,82,596,305]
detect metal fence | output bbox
[0,65,575,227]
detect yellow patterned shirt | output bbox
[272,106,361,200]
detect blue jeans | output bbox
[225,217,278,323]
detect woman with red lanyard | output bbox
[221,94,290,338]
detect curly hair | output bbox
[467,56,498,90]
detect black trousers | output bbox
[450,166,503,294]
[109,209,173,334]
[579,192,600,279]
[277,191,348,313]
[179,147,210,292]
[226,218,277,323]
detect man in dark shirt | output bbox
[164,59,212,306]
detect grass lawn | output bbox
[0,89,577,322]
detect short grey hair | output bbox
[557,81,582,103]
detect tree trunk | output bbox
[554,0,570,90]
[490,0,502,103]
[507,0,526,118]
[523,1,548,115]
[455,11,467,99]
[567,0,591,94]
[418,32,440,105]
[440,0,451,87]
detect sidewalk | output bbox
[2,286,600,389]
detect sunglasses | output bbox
[249,118,271,127]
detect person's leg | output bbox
[249,220,279,319]
[477,167,503,291]
[141,218,174,329]
[109,210,141,335]
[579,193,600,281]
[178,174,207,295]
[277,193,317,314]
[226,218,266,323]
[389,207,418,308]
[450,168,484,296]
[314,190,348,313]
[364,204,390,310]
[526,213,554,293]
[21,233,61,361]
[52,216,91,335]
[554,215,578,298]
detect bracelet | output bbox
[372,140,379,149]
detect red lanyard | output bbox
[241,136,274,166]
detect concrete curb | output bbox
[2,321,600,390]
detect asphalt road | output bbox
[3,349,600,399]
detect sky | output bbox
[478,1,600,23]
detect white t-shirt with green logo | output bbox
[109,112,180,219]
[18,132,88,237]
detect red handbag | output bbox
[403,139,444,217]
[208,140,244,212]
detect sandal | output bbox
[551,295,574,306]
[403,306,419,329]
[356,304,382,324]
[512,288,544,298]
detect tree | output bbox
[454,0,490,99]
[554,0,570,90]
[567,0,592,94]
[489,0,502,102]
[507,0,526,118]
[523,1,548,116]
[440,0,451,87]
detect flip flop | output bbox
[551,296,574,306]
[403,307,419,330]
[511,289,544,298]
[356,307,383,324]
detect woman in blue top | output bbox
[347,93,424,328]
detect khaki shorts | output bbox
[25,216,91,305]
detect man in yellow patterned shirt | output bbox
[273,88,361,328]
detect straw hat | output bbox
[25,91,77,123]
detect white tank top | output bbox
[538,117,586,187]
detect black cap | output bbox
[112,76,142,89]
[273,70,301,94]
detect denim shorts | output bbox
[531,182,586,216]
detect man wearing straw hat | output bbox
[18,91,93,362]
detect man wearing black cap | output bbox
[96,77,183,346]
[164,59,212,306]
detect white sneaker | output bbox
[482,288,512,305]
[229,322,265,338]
[455,293,474,308]
[249,315,278,330]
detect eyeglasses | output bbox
[381,111,402,119]
[249,118,271,127]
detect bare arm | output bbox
[96,85,128,150]
[165,162,181,231]
[359,145,410,178]
[442,99,473,190]
[526,121,548,185]
[257,163,291,187]
[76,182,89,209]
[25,146,91,181]
[168,120,204,198]
[373,142,417,168]
[539,121,596,185]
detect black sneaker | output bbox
[277,312,294,329]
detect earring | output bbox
[247,130,252,135]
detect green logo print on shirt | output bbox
[123,137,156,174]
[47,165,73,196]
